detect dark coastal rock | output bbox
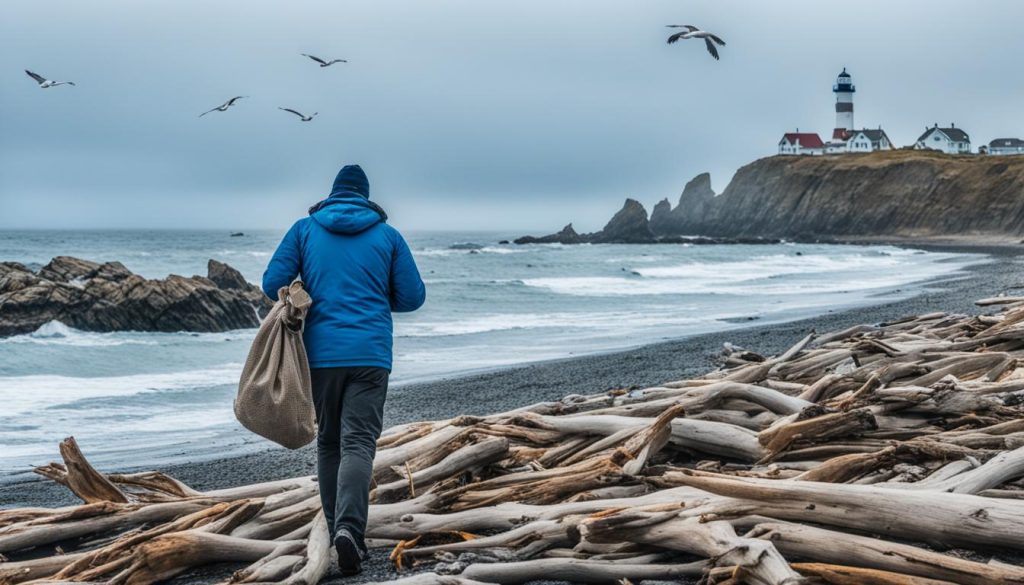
[650,172,716,236]
[590,199,655,244]
[515,199,660,245]
[515,200,658,245]
[207,259,250,291]
[38,256,103,283]
[514,223,586,245]
[648,198,673,233]
[0,257,273,337]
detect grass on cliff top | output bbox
[779,148,1024,170]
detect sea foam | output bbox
[0,363,243,418]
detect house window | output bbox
[933,136,941,142]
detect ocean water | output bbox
[0,229,983,476]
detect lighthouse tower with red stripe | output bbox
[833,68,855,140]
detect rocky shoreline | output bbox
[0,256,272,337]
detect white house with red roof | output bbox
[778,132,825,155]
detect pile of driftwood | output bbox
[4,297,1024,585]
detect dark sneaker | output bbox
[334,529,363,576]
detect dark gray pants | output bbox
[310,366,388,548]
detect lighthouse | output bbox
[778,66,892,155]
[833,68,855,137]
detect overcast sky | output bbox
[2,1,1023,232]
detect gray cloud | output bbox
[2,0,1023,231]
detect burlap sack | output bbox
[235,281,316,449]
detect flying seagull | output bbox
[279,107,318,122]
[25,70,75,88]
[301,53,347,67]
[199,96,247,117]
[666,25,726,60]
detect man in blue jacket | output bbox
[263,164,425,575]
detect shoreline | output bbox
[3,242,1019,510]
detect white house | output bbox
[778,132,825,155]
[827,128,893,153]
[988,138,1024,155]
[846,129,893,152]
[915,124,971,154]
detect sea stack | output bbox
[590,199,655,243]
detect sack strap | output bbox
[277,281,312,332]
[286,281,312,310]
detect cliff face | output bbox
[657,151,1024,239]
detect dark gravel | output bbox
[3,243,1022,583]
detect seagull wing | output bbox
[704,37,721,60]
[199,107,217,117]
[665,25,699,32]
[667,32,687,44]
[708,33,726,46]
[25,70,47,84]
[327,59,348,65]
[226,96,246,106]
[302,53,328,65]
[279,107,304,118]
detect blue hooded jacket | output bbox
[262,165,426,370]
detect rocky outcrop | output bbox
[0,257,273,337]
[514,200,657,245]
[590,199,655,243]
[515,198,773,245]
[207,259,250,291]
[514,223,586,245]
[648,198,673,234]
[654,151,1024,240]
[649,172,716,236]
[515,201,656,245]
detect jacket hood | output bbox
[331,164,370,199]
[308,164,387,234]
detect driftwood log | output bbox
[4,297,1024,584]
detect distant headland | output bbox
[516,149,1024,245]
